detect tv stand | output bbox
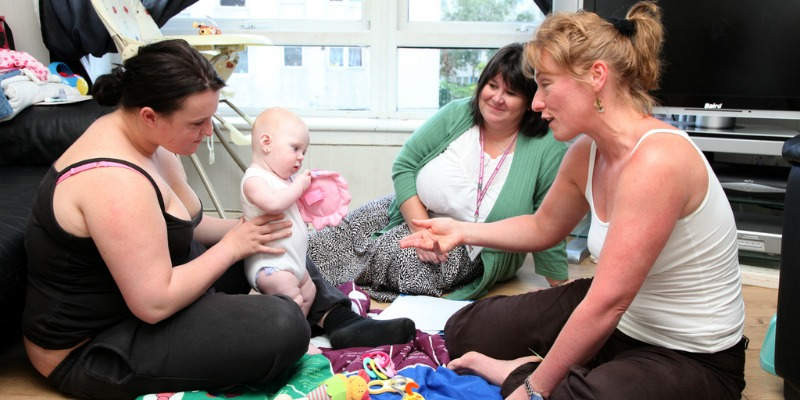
[695,115,735,129]
[686,123,797,264]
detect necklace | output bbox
[475,129,517,222]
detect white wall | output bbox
[0,0,49,63]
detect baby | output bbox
[241,107,315,316]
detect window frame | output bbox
[161,0,538,119]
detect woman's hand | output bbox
[416,248,449,264]
[506,384,532,400]
[399,217,464,254]
[220,214,292,261]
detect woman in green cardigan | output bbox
[308,43,568,301]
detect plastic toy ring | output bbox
[368,359,388,380]
[362,357,377,379]
[367,376,414,395]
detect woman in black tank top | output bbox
[22,39,414,400]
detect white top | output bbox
[240,166,308,287]
[586,129,745,353]
[416,125,514,259]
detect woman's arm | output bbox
[193,215,238,246]
[81,169,291,324]
[525,136,703,397]
[392,98,473,207]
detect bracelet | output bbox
[524,377,544,400]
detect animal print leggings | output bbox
[307,194,483,302]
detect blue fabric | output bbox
[0,85,13,120]
[371,365,502,400]
[0,69,21,81]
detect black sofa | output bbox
[0,100,112,352]
[778,135,800,399]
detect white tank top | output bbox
[586,129,744,353]
[240,166,308,287]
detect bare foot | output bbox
[447,351,541,386]
[307,343,321,355]
[546,277,569,287]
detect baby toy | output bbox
[361,351,396,380]
[48,62,88,95]
[367,376,423,400]
[297,170,351,230]
[302,371,370,400]
[192,22,221,35]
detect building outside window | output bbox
[284,46,303,66]
[329,47,344,67]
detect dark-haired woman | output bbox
[22,39,414,400]
[308,42,568,301]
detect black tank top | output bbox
[22,158,203,349]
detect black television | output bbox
[582,0,800,128]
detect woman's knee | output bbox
[253,295,310,344]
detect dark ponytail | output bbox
[90,39,225,114]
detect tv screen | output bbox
[582,0,800,120]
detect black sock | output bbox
[324,305,416,349]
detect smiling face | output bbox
[531,52,594,141]
[155,89,219,155]
[262,119,309,180]
[477,73,528,131]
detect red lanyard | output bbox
[475,130,517,222]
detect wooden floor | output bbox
[0,260,784,399]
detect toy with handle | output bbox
[297,372,370,400]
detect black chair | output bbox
[778,135,800,399]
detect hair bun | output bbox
[91,66,126,106]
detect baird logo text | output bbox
[704,102,723,109]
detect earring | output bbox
[594,97,605,113]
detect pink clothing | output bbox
[0,49,49,82]
[56,161,138,185]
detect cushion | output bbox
[0,99,112,166]
[0,166,48,350]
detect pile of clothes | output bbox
[0,49,88,122]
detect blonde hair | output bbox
[526,1,664,114]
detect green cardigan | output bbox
[383,97,569,299]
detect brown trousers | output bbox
[444,278,746,399]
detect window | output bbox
[233,48,249,73]
[161,0,544,118]
[348,47,362,67]
[329,47,344,67]
[284,46,303,66]
[220,0,246,6]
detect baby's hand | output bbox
[295,169,312,191]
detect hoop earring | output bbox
[594,98,605,113]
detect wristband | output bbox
[524,377,544,400]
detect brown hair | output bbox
[525,1,664,114]
[470,42,548,137]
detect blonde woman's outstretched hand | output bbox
[399,217,464,255]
